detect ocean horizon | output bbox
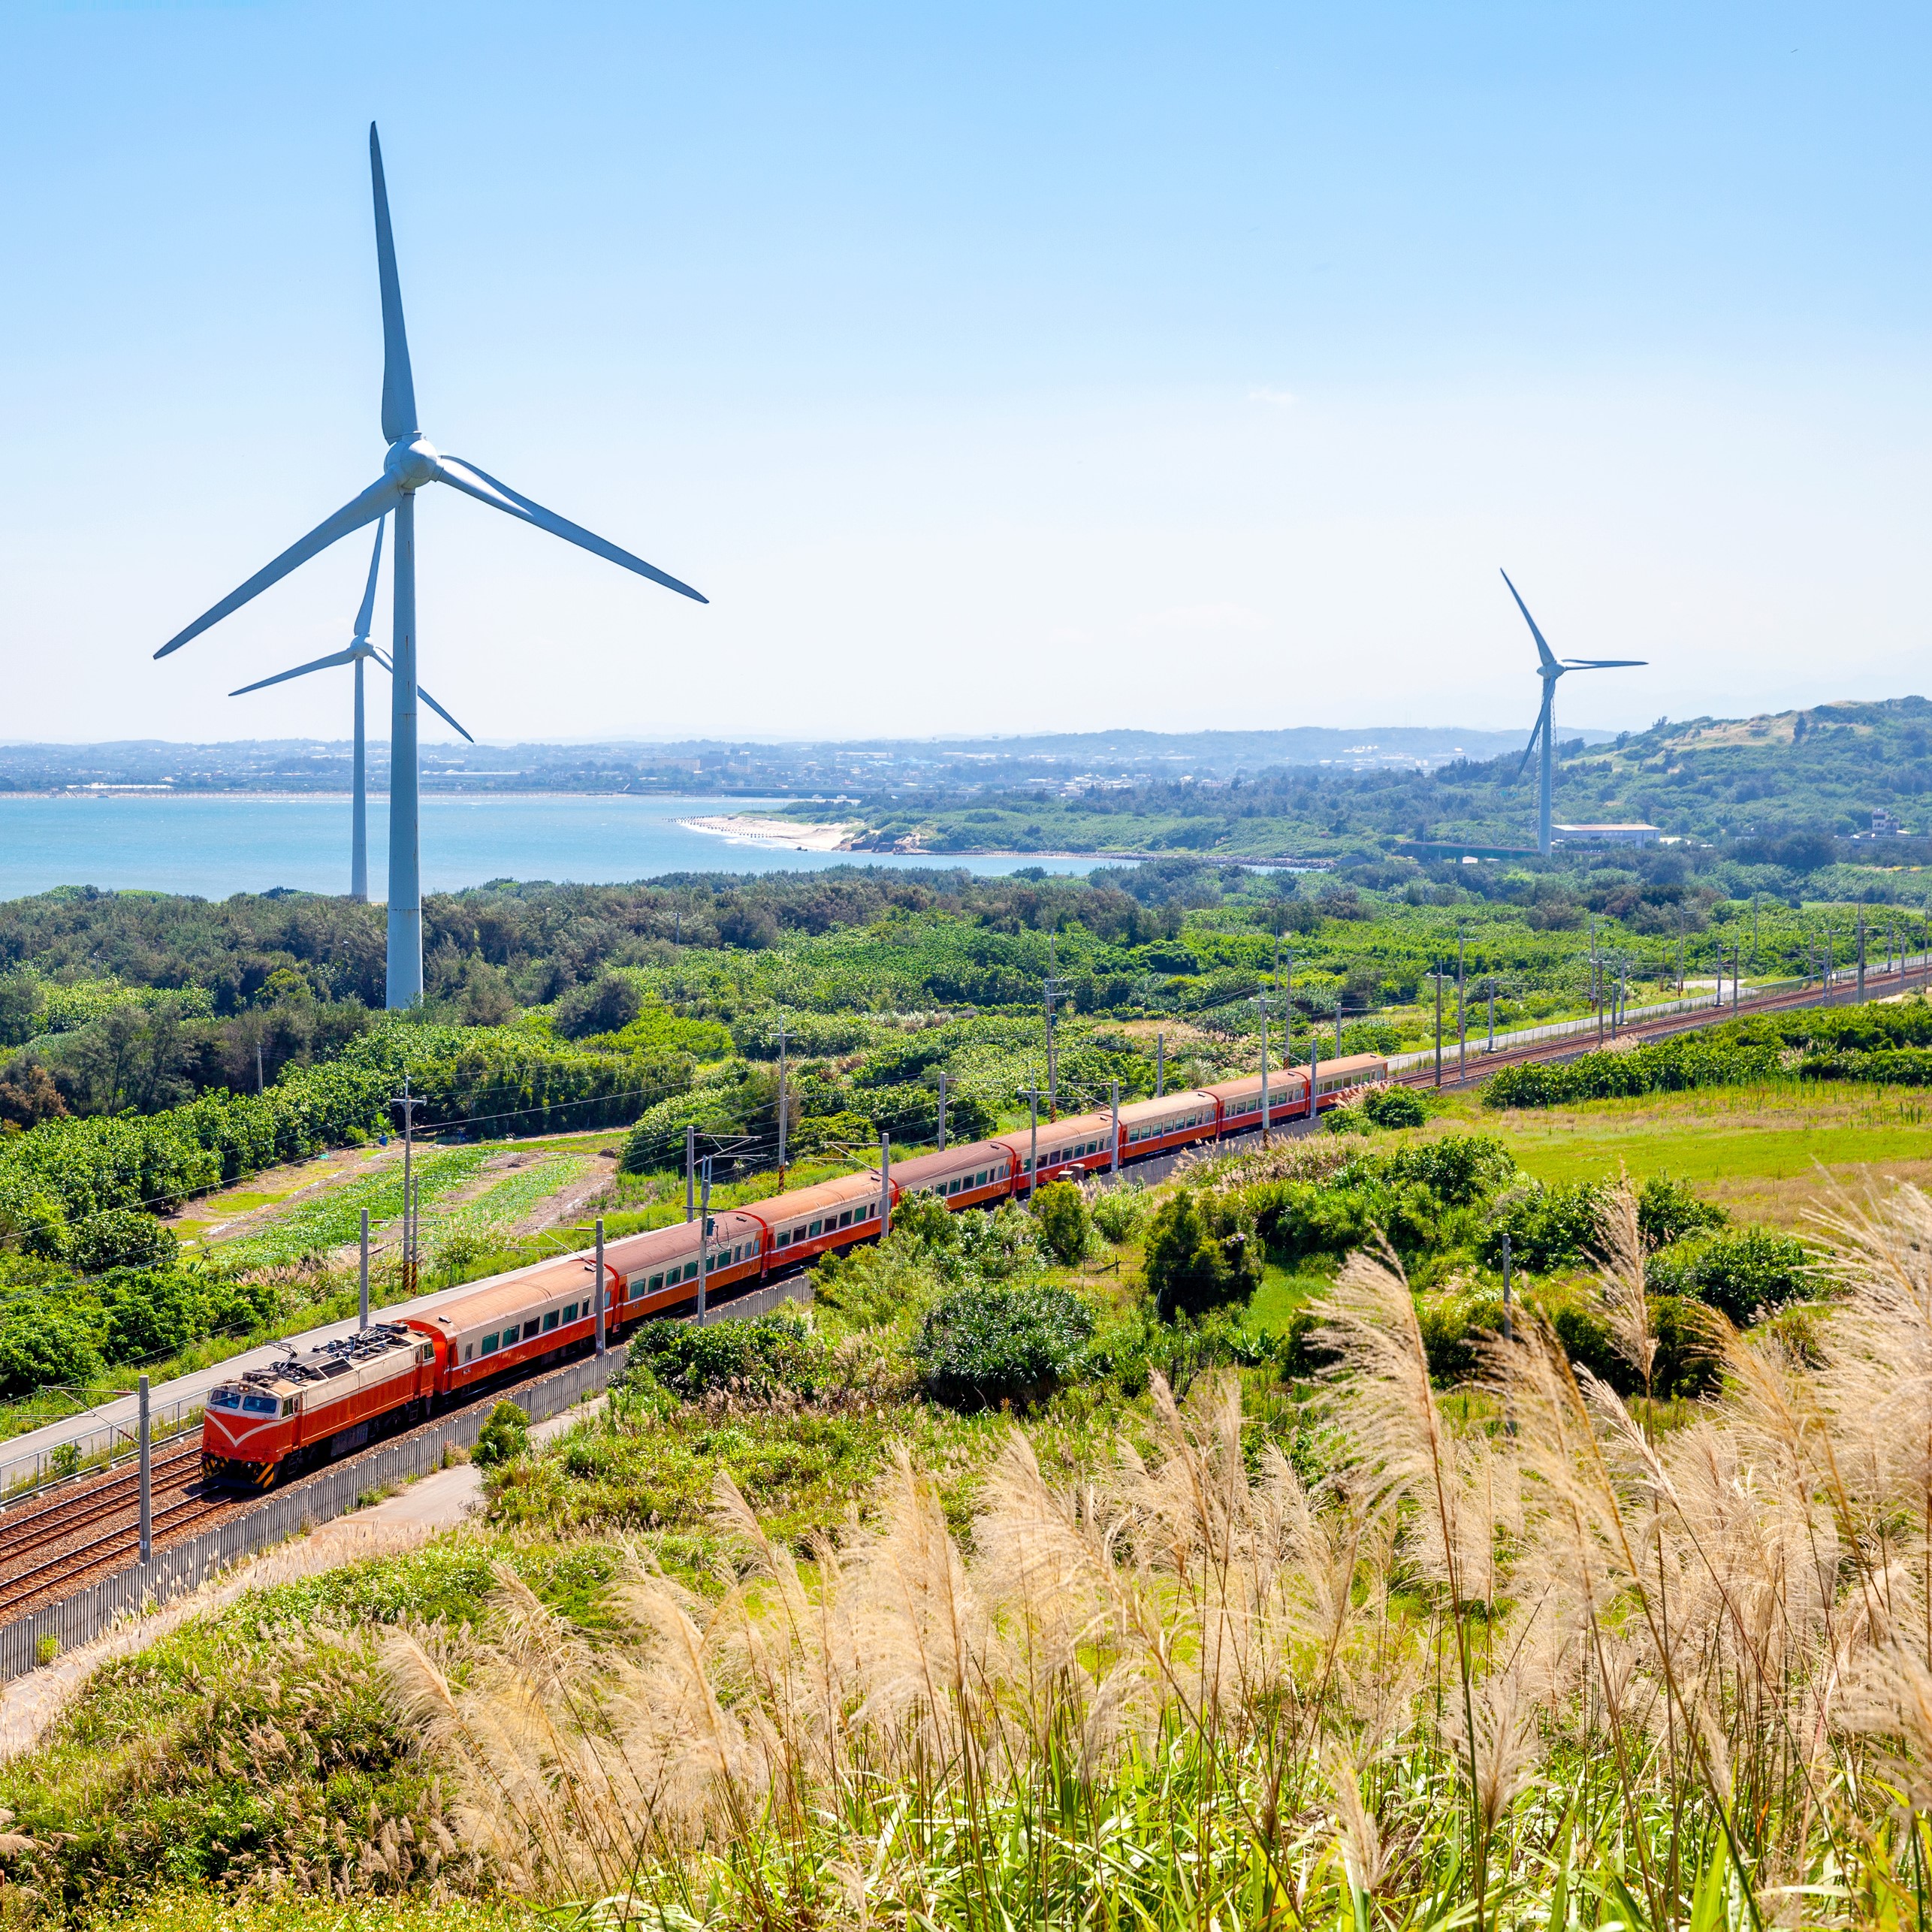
[0,793,1100,901]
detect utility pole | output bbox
[1677,904,1686,995]
[137,1372,151,1566]
[1257,991,1272,1148]
[1308,1032,1320,1121]
[685,1124,696,1221]
[696,1160,712,1324]
[255,1037,264,1095]
[359,1209,370,1330]
[594,1217,607,1355]
[1456,930,1467,1084]
[776,1010,788,1183]
[1752,896,1760,974]
[1501,1232,1512,1344]
[1487,978,1496,1052]
[1109,1079,1120,1176]
[1592,915,1602,1045]
[1155,1031,1164,1097]
[1334,998,1343,1055]
[390,1075,425,1297]
[937,1070,947,1152]
[879,1133,892,1236]
[1731,945,1739,1014]
[1019,1085,1042,1199]
[1043,929,1070,1118]
[1433,963,1443,1088]
[1858,912,1867,1001]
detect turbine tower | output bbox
[1500,569,1645,858]
[229,516,474,903]
[157,124,705,1006]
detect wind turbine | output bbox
[1500,569,1644,858]
[156,123,705,1007]
[229,516,475,904]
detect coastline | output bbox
[676,814,859,852]
[675,813,1331,868]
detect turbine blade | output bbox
[417,684,475,743]
[434,454,708,603]
[155,475,401,659]
[1562,657,1647,668]
[228,647,361,696]
[1499,568,1559,672]
[370,125,418,443]
[1512,711,1545,783]
[352,515,386,645]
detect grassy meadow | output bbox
[11,1068,1932,1927]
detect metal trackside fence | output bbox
[0,1273,811,1685]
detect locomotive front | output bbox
[201,1369,302,1487]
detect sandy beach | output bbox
[679,813,859,851]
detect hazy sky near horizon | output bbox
[5,2,1928,747]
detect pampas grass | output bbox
[350,1184,1932,1930]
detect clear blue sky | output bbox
[5,1,1927,744]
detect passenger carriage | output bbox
[202,1046,1397,1487]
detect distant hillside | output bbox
[780,696,1932,864]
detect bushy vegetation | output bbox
[910,1284,1095,1410]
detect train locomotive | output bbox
[201,1052,1387,1487]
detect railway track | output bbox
[0,1444,203,1565]
[0,1487,241,1622]
[1395,957,1932,1093]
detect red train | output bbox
[201,1052,1387,1486]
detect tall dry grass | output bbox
[373,1177,1932,1930]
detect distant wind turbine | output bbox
[228,516,473,904]
[1500,569,1645,858]
[156,123,706,1007]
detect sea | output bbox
[0,793,1101,901]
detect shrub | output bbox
[912,1284,1094,1410]
[472,1399,530,1466]
[1636,1173,1728,1249]
[1648,1227,1815,1325]
[1360,1084,1428,1128]
[1092,1182,1150,1245]
[0,1299,104,1396]
[792,1110,878,1157]
[98,1265,207,1363]
[553,973,643,1040]
[955,1202,1045,1280]
[1031,1181,1091,1266]
[620,1311,835,1399]
[69,1208,178,1275]
[1480,1181,1604,1273]
[1143,1188,1262,1320]
[1414,1284,1505,1383]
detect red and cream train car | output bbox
[202,1049,1389,1485]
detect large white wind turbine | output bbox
[1500,569,1644,859]
[157,123,706,1006]
[229,516,474,904]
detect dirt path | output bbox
[0,1398,604,1763]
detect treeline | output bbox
[0,1021,696,1261]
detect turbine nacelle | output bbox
[384,436,442,492]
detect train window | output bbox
[211,1387,241,1409]
[481,1333,501,1357]
[648,1272,664,1291]
[838,1210,853,1229]
[542,1311,560,1333]
[682,1261,699,1283]
[242,1393,277,1414]
[563,1303,578,1323]
[463,1345,474,1363]
[808,1218,823,1238]
[518,1319,536,1340]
